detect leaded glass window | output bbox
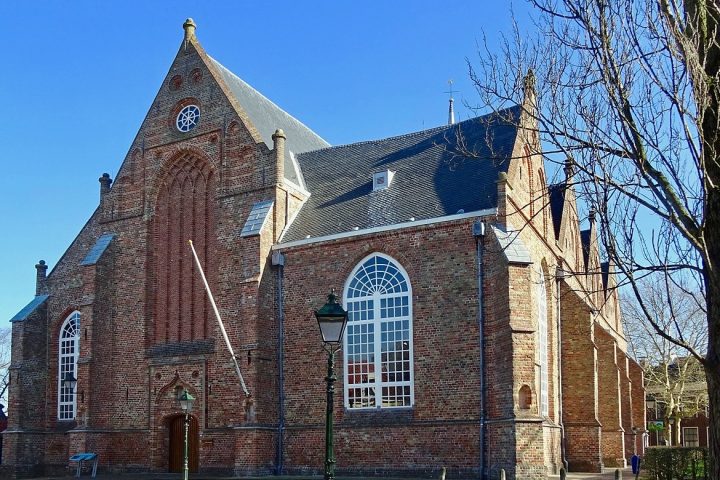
[176,105,200,132]
[58,311,80,420]
[537,271,549,416]
[344,254,414,409]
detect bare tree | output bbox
[468,0,720,475]
[0,327,10,407]
[625,278,707,445]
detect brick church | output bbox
[4,20,645,479]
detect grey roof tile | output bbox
[209,57,330,189]
[10,294,49,322]
[80,233,115,266]
[282,107,521,242]
[491,225,533,265]
[240,200,274,237]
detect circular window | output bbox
[176,105,200,132]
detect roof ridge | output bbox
[297,105,521,157]
[207,56,330,147]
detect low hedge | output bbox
[642,446,708,480]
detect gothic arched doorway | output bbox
[168,414,199,473]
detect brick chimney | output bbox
[99,173,112,199]
[272,129,286,185]
[35,260,48,296]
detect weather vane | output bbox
[444,79,458,99]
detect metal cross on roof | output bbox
[444,79,458,99]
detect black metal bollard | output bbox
[559,467,566,480]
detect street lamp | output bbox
[62,372,77,392]
[177,389,195,480]
[632,426,639,455]
[314,289,348,480]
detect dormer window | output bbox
[373,170,395,191]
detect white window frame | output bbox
[343,253,414,410]
[683,426,699,447]
[537,270,549,416]
[58,311,80,420]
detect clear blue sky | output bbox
[0,1,529,322]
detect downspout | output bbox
[473,220,486,478]
[272,251,286,474]
[556,267,569,471]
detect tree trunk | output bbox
[694,0,720,474]
[704,261,720,478]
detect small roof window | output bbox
[372,170,395,191]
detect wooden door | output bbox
[168,414,199,472]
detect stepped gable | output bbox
[283,106,521,242]
[209,57,329,188]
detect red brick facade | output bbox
[3,21,644,479]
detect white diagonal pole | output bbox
[189,240,250,397]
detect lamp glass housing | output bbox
[317,317,347,344]
[178,390,195,413]
[62,372,77,391]
[314,290,348,345]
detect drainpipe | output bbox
[272,251,286,474]
[556,267,569,472]
[473,220,486,478]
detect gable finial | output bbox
[445,80,457,125]
[183,18,197,42]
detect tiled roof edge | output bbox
[491,225,534,265]
[10,294,50,323]
[273,208,497,250]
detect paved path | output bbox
[22,466,638,480]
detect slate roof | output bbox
[10,294,49,322]
[80,233,115,266]
[491,225,533,265]
[281,107,521,243]
[209,57,330,189]
[548,184,566,239]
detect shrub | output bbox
[642,447,708,480]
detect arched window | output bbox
[344,254,414,409]
[153,153,215,344]
[537,271,549,416]
[58,311,80,420]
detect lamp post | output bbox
[632,426,639,455]
[314,289,348,480]
[177,390,195,480]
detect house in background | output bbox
[646,387,710,448]
[3,20,644,479]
